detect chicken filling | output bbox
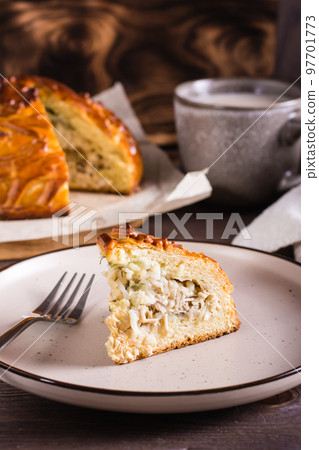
[107,258,222,338]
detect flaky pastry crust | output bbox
[0,77,69,219]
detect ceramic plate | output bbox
[0,243,301,413]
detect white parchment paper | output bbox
[232,185,301,261]
[0,83,211,243]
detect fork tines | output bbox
[33,273,95,323]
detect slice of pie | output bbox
[97,225,240,364]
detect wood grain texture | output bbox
[0,381,301,449]
[0,0,277,145]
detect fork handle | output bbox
[0,317,42,351]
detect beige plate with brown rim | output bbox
[0,242,300,413]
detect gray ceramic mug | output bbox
[174,79,301,207]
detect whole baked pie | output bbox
[0,76,143,219]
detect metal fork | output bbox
[0,272,95,351]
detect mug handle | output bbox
[277,112,301,192]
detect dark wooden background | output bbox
[0,0,277,144]
[0,381,301,449]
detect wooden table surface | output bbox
[0,200,301,449]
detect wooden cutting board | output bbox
[0,220,142,261]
